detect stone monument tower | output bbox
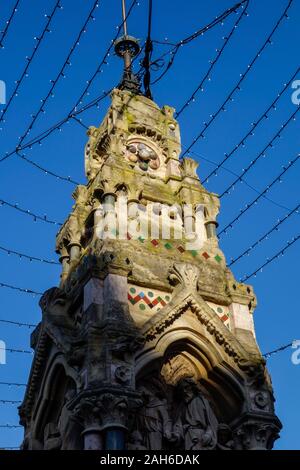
[19,28,281,451]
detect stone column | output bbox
[103,194,116,239]
[59,246,70,283]
[205,220,218,239]
[69,243,81,262]
[78,397,104,450]
[82,426,104,450]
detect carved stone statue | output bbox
[217,424,234,450]
[44,423,62,450]
[172,378,218,450]
[127,431,147,450]
[135,382,172,450]
[57,386,82,450]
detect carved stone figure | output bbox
[57,387,82,450]
[44,423,62,450]
[172,378,218,450]
[135,382,172,450]
[217,424,234,450]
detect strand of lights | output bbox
[182,145,295,213]
[203,65,300,184]
[241,233,300,282]
[218,153,300,237]
[229,202,300,266]
[16,0,101,147]
[1,447,20,449]
[16,151,80,186]
[0,400,21,405]
[9,0,138,158]
[0,88,111,185]
[182,0,293,157]
[0,1,62,127]
[220,106,300,198]
[0,0,21,49]
[0,425,22,429]
[0,346,32,354]
[72,0,139,111]
[151,1,247,86]
[175,1,249,118]
[0,319,36,328]
[263,342,294,359]
[0,382,26,387]
[0,197,62,226]
[0,282,43,296]
[0,0,138,166]
[0,245,59,265]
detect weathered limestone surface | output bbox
[19,88,281,451]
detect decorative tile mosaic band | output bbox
[127,233,223,265]
[207,302,231,330]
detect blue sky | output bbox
[0,0,299,450]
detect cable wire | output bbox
[151,1,247,86]
[0,400,21,405]
[0,425,22,429]
[263,342,294,359]
[15,0,101,148]
[0,282,43,296]
[0,197,63,225]
[0,1,62,127]
[241,233,300,282]
[0,319,36,328]
[0,245,59,265]
[175,0,249,118]
[229,202,300,266]
[182,0,293,157]
[0,1,138,181]
[0,382,26,387]
[182,145,295,213]
[142,0,153,99]
[202,65,300,184]
[218,153,300,237]
[219,106,300,198]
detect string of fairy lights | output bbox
[175,0,249,118]
[0,1,63,127]
[0,319,36,328]
[229,202,300,267]
[219,107,300,199]
[16,0,101,148]
[0,0,21,49]
[0,244,59,265]
[181,0,293,157]
[241,232,300,282]
[0,0,299,440]
[0,196,62,225]
[202,65,300,184]
[218,154,300,237]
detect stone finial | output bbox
[168,262,199,291]
[181,157,199,179]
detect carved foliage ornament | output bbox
[168,263,199,291]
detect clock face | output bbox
[126,141,160,171]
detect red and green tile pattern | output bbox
[207,302,231,330]
[128,286,171,314]
[127,233,224,266]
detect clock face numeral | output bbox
[126,141,160,171]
